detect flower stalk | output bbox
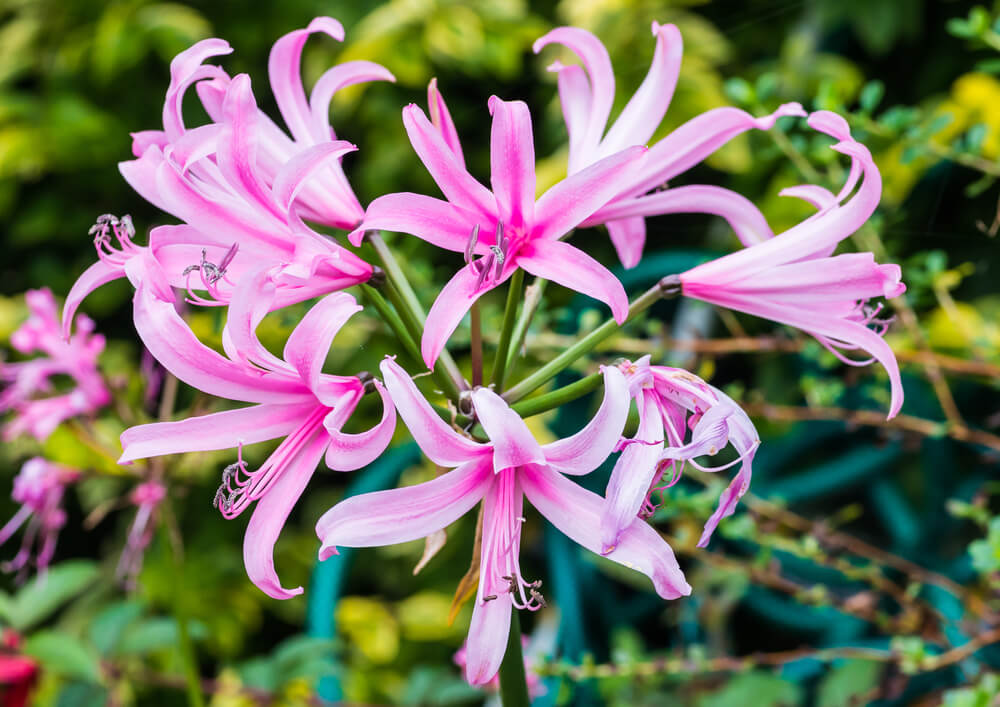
[497,610,531,707]
[491,268,525,391]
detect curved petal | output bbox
[427,78,465,168]
[470,387,545,473]
[532,27,614,158]
[588,184,774,248]
[547,62,592,171]
[309,60,395,141]
[272,141,358,213]
[517,239,628,323]
[522,465,691,599]
[533,145,647,241]
[422,264,505,367]
[316,457,492,559]
[379,357,487,466]
[601,22,682,156]
[268,16,345,145]
[132,282,306,404]
[283,292,362,401]
[355,193,480,252]
[163,38,232,141]
[465,589,513,685]
[605,216,647,270]
[62,259,127,339]
[402,104,497,221]
[222,269,290,372]
[542,365,629,475]
[323,380,396,471]
[119,401,316,463]
[119,148,172,214]
[601,389,665,552]
[244,429,328,599]
[487,97,535,232]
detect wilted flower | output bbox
[1,288,109,441]
[679,112,905,417]
[604,357,759,553]
[352,86,646,366]
[118,270,395,599]
[0,458,79,578]
[534,23,805,267]
[316,358,689,684]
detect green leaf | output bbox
[88,601,144,656]
[965,123,988,153]
[23,631,101,682]
[859,80,885,113]
[697,672,802,707]
[816,660,882,707]
[5,560,99,631]
[722,78,754,106]
[118,617,207,655]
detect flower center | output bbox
[464,223,512,291]
[91,214,139,268]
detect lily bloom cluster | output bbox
[54,16,906,686]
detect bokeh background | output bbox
[1,0,999,705]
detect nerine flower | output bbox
[64,17,390,331]
[316,358,690,684]
[118,270,395,599]
[0,458,79,577]
[352,88,647,367]
[679,112,905,418]
[604,357,759,554]
[116,480,167,587]
[1,289,110,441]
[534,23,806,267]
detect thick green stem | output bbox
[511,372,603,419]
[491,268,525,391]
[359,284,422,366]
[505,277,547,371]
[368,232,468,395]
[502,276,680,405]
[498,610,531,707]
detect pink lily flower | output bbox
[534,23,806,267]
[116,480,167,588]
[351,89,648,367]
[0,458,79,578]
[64,17,390,332]
[680,111,905,418]
[604,357,759,554]
[316,357,690,684]
[1,289,110,441]
[117,270,395,599]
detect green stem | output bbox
[505,277,547,371]
[470,302,483,387]
[161,510,205,707]
[359,284,422,366]
[368,232,468,395]
[491,268,525,391]
[502,276,681,405]
[498,610,531,707]
[511,372,603,419]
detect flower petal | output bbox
[548,62,592,171]
[62,260,128,339]
[268,17,345,145]
[283,292,362,401]
[602,389,665,552]
[517,239,628,323]
[222,269,290,371]
[522,465,690,599]
[309,60,396,142]
[470,387,545,473]
[379,357,487,466]
[542,365,629,475]
[353,193,480,252]
[272,140,358,214]
[316,457,492,559]
[119,401,317,463]
[163,38,232,141]
[402,104,497,221]
[244,429,328,599]
[487,97,535,233]
[422,264,504,367]
[427,78,465,168]
[324,380,396,471]
[588,184,774,248]
[464,593,513,685]
[600,22,682,156]
[605,216,647,269]
[533,145,647,242]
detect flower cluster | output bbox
[54,16,905,687]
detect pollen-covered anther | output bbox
[90,213,139,267]
[181,244,240,305]
[464,222,511,290]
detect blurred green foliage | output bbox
[1,1,1000,706]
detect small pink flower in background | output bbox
[64,17,389,328]
[534,23,806,268]
[0,630,38,707]
[0,458,79,578]
[1,288,110,441]
[353,88,647,367]
[680,112,905,418]
[453,636,546,696]
[316,358,690,685]
[116,480,167,588]
[604,357,759,554]
[118,270,395,599]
